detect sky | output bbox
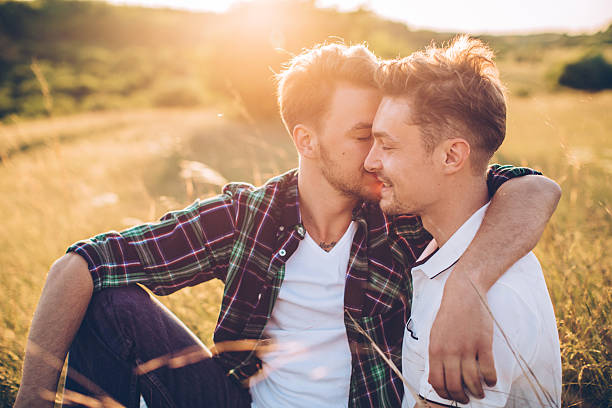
[104,0,612,34]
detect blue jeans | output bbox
[65,286,252,408]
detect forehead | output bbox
[324,83,381,126]
[372,96,414,136]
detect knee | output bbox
[86,285,151,325]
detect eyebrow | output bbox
[372,130,392,140]
[351,122,373,130]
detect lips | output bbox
[375,175,393,187]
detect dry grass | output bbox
[1,91,610,407]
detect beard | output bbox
[379,192,405,215]
[319,144,381,203]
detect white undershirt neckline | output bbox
[250,221,357,408]
[302,221,356,257]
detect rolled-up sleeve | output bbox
[486,164,543,196]
[67,194,236,295]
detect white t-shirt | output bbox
[250,222,357,408]
[402,204,562,408]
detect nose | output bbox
[364,144,381,173]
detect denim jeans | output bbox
[64,285,252,408]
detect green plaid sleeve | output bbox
[486,163,543,196]
[67,194,236,295]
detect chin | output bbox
[358,180,383,202]
[379,198,400,215]
[359,188,381,203]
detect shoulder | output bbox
[222,169,298,203]
[217,169,298,230]
[488,252,544,319]
[492,252,546,302]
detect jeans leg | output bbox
[64,285,251,408]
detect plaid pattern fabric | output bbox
[68,164,540,408]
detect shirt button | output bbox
[279,249,287,257]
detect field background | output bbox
[0,1,611,407]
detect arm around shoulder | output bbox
[427,173,560,403]
[15,253,93,408]
[481,173,561,282]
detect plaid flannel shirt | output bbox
[68,164,540,408]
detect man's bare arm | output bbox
[428,175,561,404]
[14,253,93,408]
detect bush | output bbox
[558,53,612,91]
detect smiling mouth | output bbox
[375,175,392,188]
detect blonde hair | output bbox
[376,35,506,173]
[276,42,379,134]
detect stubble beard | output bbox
[379,191,405,215]
[319,145,379,202]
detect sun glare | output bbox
[104,0,612,34]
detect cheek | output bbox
[355,142,373,160]
[390,161,413,196]
[385,157,403,178]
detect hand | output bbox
[428,271,496,404]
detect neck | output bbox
[298,162,357,247]
[421,174,489,247]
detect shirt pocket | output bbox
[406,317,419,340]
[402,317,426,369]
[402,318,427,400]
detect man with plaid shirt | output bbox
[15,43,560,408]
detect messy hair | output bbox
[375,35,506,173]
[276,42,379,134]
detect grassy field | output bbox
[0,90,611,407]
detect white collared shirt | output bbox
[402,203,562,408]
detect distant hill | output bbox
[0,0,610,120]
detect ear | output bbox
[439,138,470,174]
[292,124,319,159]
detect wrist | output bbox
[447,265,490,297]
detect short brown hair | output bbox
[276,42,379,134]
[375,35,506,173]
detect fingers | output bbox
[478,348,498,387]
[428,357,448,400]
[461,357,484,399]
[443,358,469,404]
[429,344,467,402]
[430,354,489,403]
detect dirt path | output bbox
[0,108,220,161]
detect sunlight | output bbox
[105,0,612,34]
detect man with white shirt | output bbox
[365,36,562,407]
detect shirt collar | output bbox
[278,168,301,226]
[413,202,490,279]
